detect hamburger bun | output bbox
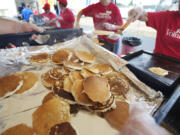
[83,76,111,103]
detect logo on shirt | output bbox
[95,11,112,20]
[176,29,180,33]
[166,29,180,39]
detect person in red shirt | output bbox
[128,2,180,59]
[38,3,57,27]
[56,0,75,29]
[76,0,123,54]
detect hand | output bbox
[103,23,116,31]
[119,104,170,135]
[128,7,143,22]
[19,23,43,33]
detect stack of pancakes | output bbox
[40,48,130,113]
[0,48,131,135]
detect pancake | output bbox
[88,95,115,112]
[54,78,65,91]
[1,124,34,135]
[63,61,84,70]
[80,68,98,78]
[53,86,76,104]
[149,67,169,76]
[83,76,111,103]
[85,63,113,75]
[15,72,38,94]
[69,71,83,82]
[49,122,77,135]
[104,101,130,130]
[41,72,56,89]
[30,53,50,63]
[32,97,70,135]
[93,30,114,36]
[51,49,71,64]
[71,80,93,106]
[0,74,23,98]
[42,92,55,104]
[104,72,130,83]
[63,48,79,62]
[108,76,129,98]
[63,76,73,93]
[49,66,69,80]
[75,51,95,63]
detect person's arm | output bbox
[128,7,148,22]
[0,18,43,35]
[120,104,170,135]
[75,10,83,28]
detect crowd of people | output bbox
[0,0,180,134]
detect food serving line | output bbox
[0,27,179,134]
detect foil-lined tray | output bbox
[0,35,163,134]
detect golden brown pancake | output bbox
[32,97,70,135]
[49,66,69,80]
[69,70,83,82]
[104,72,130,83]
[42,92,55,104]
[30,53,50,63]
[104,101,130,130]
[0,74,22,98]
[41,72,56,88]
[83,76,111,103]
[71,80,93,106]
[15,72,38,94]
[88,95,115,112]
[75,51,95,63]
[149,67,169,76]
[51,49,71,64]
[85,63,113,75]
[108,76,129,98]
[49,122,77,135]
[1,124,34,135]
[63,48,79,62]
[63,61,84,70]
[63,76,73,93]
[80,68,98,78]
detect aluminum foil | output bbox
[0,35,163,133]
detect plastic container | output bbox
[121,37,141,55]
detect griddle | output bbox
[123,50,180,95]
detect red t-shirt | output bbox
[147,11,180,59]
[82,2,123,40]
[59,8,75,29]
[40,12,57,27]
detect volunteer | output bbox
[128,1,180,59]
[75,0,123,54]
[38,3,57,27]
[21,4,34,22]
[57,0,75,29]
[0,18,42,35]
